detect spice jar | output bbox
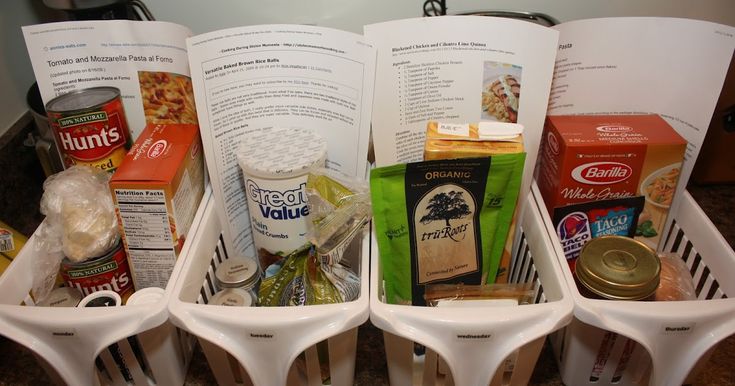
[209,288,254,307]
[215,256,261,302]
[575,235,660,300]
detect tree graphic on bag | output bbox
[420,191,471,227]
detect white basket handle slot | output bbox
[0,301,166,386]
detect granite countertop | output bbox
[1,121,734,385]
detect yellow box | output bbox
[423,120,525,283]
[423,121,524,161]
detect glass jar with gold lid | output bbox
[575,235,661,300]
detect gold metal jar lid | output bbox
[576,236,660,300]
[215,256,260,290]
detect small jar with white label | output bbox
[209,288,254,307]
[237,127,327,274]
[215,256,261,303]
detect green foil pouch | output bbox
[370,154,526,305]
[258,244,360,306]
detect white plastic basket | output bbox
[538,184,735,386]
[0,189,208,386]
[369,190,574,386]
[167,189,370,386]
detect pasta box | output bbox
[536,114,687,249]
[109,123,205,290]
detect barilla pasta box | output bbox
[536,114,687,250]
[110,123,205,290]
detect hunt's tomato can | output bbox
[45,86,132,173]
[60,240,135,304]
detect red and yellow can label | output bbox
[49,97,131,173]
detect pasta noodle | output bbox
[138,71,198,124]
[645,167,680,206]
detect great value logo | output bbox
[246,180,309,220]
[571,162,632,185]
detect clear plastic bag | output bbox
[424,283,535,307]
[655,253,696,301]
[258,169,369,306]
[33,166,120,301]
[305,168,371,265]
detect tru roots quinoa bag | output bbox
[370,154,525,305]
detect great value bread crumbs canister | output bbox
[237,127,327,274]
[45,86,132,173]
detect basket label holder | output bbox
[661,322,696,335]
[50,328,79,339]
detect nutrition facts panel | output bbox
[114,189,173,249]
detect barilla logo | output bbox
[571,162,632,185]
[596,125,633,133]
[547,131,560,155]
[147,139,168,159]
[557,211,591,260]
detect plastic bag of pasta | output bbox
[370,154,525,306]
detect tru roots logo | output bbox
[419,190,471,242]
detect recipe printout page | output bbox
[187,25,376,257]
[364,16,559,197]
[549,17,735,218]
[22,21,193,140]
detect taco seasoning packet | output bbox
[370,154,525,305]
[552,196,645,272]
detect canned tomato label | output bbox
[61,241,135,303]
[46,86,132,173]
